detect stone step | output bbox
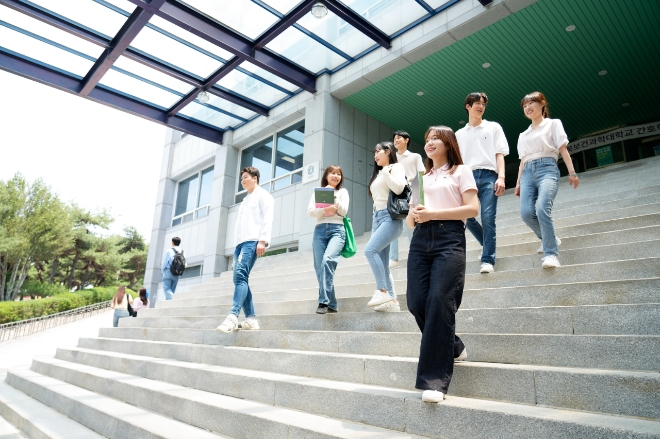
[129,303,660,337]
[78,333,660,380]
[183,237,660,295]
[0,380,99,439]
[4,368,227,439]
[52,346,660,421]
[27,357,428,438]
[212,206,660,277]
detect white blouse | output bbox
[370,163,407,211]
[517,118,569,165]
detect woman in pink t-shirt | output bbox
[406,126,479,404]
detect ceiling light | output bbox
[566,25,576,32]
[282,156,296,164]
[459,120,465,125]
[482,62,491,68]
[622,103,630,107]
[197,90,209,104]
[311,2,328,19]
[598,70,608,76]
[416,91,424,96]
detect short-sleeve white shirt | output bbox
[517,118,569,165]
[396,150,425,182]
[455,120,509,172]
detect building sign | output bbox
[567,121,660,155]
[595,146,614,167]
[302,161,320,184]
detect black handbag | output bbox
[127,300,136,317]
[387,184,411,220]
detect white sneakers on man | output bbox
[537,237,561,254]
[240,317,260,330]
[374,300,400,312]
[367,290,393,307]
[542,255,561,268]
[480,263,494,273]
[216,314,238,333]
[422,390,445,403]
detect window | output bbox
[235,121,304,203]
[172,166,214,227]
[180,264,202,279]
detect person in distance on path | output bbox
[307,165,350,314]
[515,92,579,269]
[406,126,478,403]
[388,130,425,270]
[161,237,183,300]
[456,92,509,274]
[217,167,274,333]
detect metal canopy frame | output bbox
[0,0,464,143]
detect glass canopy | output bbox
[0,0,459,140]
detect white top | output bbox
[111,294,133,310]
[396,150,425,182]
[517,118,569,165]
[307,188,350,225]
[234,185,275,247]
[132,298,149,311]
[370,163,407,211]
[423,164,477,223]
[456,119,509,172]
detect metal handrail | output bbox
[0,300,112,342]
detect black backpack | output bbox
[169,249,186,276]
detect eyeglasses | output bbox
[472,101,487,107]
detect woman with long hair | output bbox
[131,287,149,316]
[406,126,478,403]
[307,165,350,314]
[364,141,407,311]
[110,285,133,327]
[514,92,579,268]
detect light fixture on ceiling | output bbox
[459,120,465,125]
[622,103,630,107]
[311,2,328,19]
[416,91,424,96]
[197,90,210,103]
[598,70,608,76]
[482,62,491,68]
[566,25,576,32]
[282,156,296,164]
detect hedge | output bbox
[0,287,135,325]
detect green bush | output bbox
[20,280,69,297]
[0,286,135,324]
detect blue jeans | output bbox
[162,271,179,300]
[466,169,498,265]
[231,241,258,318]
[389,226,413,261]
[406,220,466,393]
[364,209,402,298]
[520,158,560,257]
[113,309,130,327]
[312,223,346,310]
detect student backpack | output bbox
[169,249,187,276]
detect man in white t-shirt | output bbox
[456,92,509,274]
[389,130,425,269]
[217,166,274,333]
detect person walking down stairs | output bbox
[307,165,350,314]
[514,92,579,269]
[110,286,133,328]
[365,142,407,312]
[406,126,478,403]
[217,166,274,333]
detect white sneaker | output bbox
[367,290,393,307]
[240,317,260,330]
[542,255,561,268]
[480,263,494,274]
[455,347,467,362]
[537,237,561,254]
[389,260,400,269]
[216,314,238,333]
[374,300,400,312]
[422,390,445,403]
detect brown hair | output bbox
[521,91,550,118]
[112,285,127,307]
[138,287,148,305]
[321,165,343,189]
[240,166,260,183]
[423,126,464,175]
[464,92,488,117]
[368,142,398,198]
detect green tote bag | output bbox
[341,216,357,258]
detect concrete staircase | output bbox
[2,157,660,438]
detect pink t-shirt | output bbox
[422,164,477,222]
